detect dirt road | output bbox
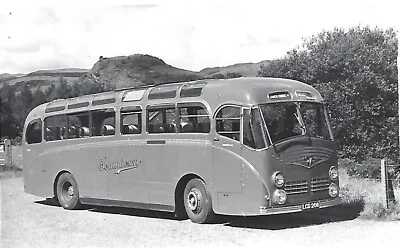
[1,176,399,247]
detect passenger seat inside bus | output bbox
[102,124,115,136]
[122,124,140,134]
[181,122,194,133]
[79,126,90,137]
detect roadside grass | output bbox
[339,167,400,220]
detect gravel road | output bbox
[1,176,399,247]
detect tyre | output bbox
[174,200,188,220]
[56,172,82,210]
[184,178,215,223]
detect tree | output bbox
[0,84,19,137]
[226,72,242,78]
[259,26,398,163]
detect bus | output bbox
[23,77,340,223]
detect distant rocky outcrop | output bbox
[82,54,202,89]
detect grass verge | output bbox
[339,167,400,220]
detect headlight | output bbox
[329,166,339,180]
[272,189,287,204]
[328,183,339,197]
[272,171,285,187]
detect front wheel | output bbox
[56,172,82,210]
[184,178,215,223]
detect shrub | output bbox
[346,157,382,179]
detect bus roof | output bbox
[200,77,323,108]
[26,77,323,122]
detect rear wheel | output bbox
[184,178,215,223]
[56,172,82,210]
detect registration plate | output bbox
[302,201,320,210]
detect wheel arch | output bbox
[174,173,206,217]
[53,170,72,198]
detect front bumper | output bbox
[259,197,341,215]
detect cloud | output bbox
[0,0,398,74]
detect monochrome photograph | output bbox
[1,0,399,247]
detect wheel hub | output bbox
[67,185,74,197]
[187,189,201,211]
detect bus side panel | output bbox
[28,140,111,200]
[67,140,113,200]
[107,139,147,203]
[145,138,213,207]
[240,149,271,215]
[176,138,213,183]
[212,148,269,215]
[23,147,53,198]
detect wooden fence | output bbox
[0,139,12,167]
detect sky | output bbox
[0,0,398,74]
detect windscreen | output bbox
[260,102,332,144]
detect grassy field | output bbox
[2,145,399,220]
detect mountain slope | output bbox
[200,60,270,78]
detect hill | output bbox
[200,60,270,78]
[0,54,266,91]
[83,54,203,89]
[0,69,87,91]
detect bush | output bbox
[341,157,400,180]
[346,157,382,179]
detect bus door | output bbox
[108,107,147,203]
[213,106,243,194]
[144,105,178,206]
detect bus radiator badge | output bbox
[302,156,321,168]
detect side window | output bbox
[26,119,42,144]
[121,109,142,135]
[216,106,240,141]
[67,112,89,139]
[178,105,210,133]
[147,106,176,133]
[243,109,267,149]
[91,109,115,136]
[44,115,67,141]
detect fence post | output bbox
[381,158,396,208]
[4,139,12,167]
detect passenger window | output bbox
[44,115,67,141]
[67,112,89,139]
[243,109,266,149]
[178,105,210,133]
[91,109,115,136]
[216,106,240,141]
[26,119,42,144]
[121,110,142,135]
[147,106,176,133]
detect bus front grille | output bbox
[311,177,330,192]
[284,178,330,195]
[284,180,308,195]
